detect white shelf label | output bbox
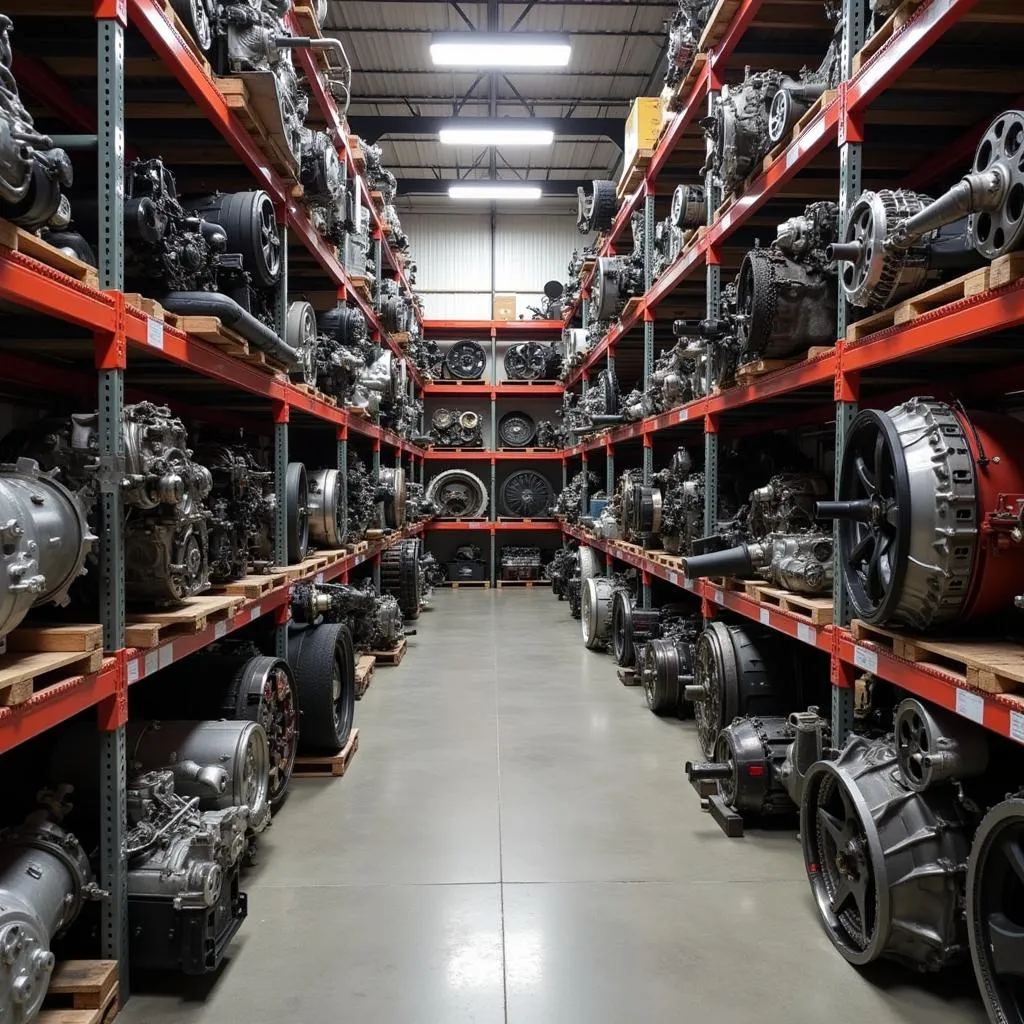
[955,688,985,724]
[668,571,678,586]
[713,588,724,605]
[683,577,694,590]
[721,211,732,230]
[759,608,770,626]
[146,317,163,349]
[1011,711,1024,745]
[127,659,140,684]
[215,622,227,640]
[853,646,878,673]
[797,623,816,645]
[250,603,262,622]
[158,643,174,670]
[144,651,159,677]
[678,408,688,422]
[315,572,325,584]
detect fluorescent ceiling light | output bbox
[430,33,571,68]
[440,126,554,146]
[449,184,543,200]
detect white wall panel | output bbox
[401,214,491,292]
[417,291,492,321]
[494,215,582,292]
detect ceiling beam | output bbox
[349,115,624,144]
[396,178,589,196]
[335,26,664,37]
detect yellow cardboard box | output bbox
[493,294,517,321]
[624,96,662,173]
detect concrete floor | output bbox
[122,590,987,1024]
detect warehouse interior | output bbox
[0,1,1022,1023]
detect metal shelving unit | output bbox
[558,0,1024,751]
[0,0,428,998]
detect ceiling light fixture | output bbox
[448,184,543,200]
[439,126,554,146]
[430,33,571,68]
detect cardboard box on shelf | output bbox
[493,294,517,321]
[624,96,662,171]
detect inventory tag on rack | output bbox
[853,646,878,673]
[146,317,163,350]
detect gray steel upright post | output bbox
[831,0,867,745]
[337,431,348,545]
[703,88,722,540]
[96,14,128,999]
[373,443,381,590]
[642,193,655,489]
[273,225,289,660]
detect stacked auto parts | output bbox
[639,615,702,715]
[505,342,562,381]
[577,180,619,234]
[443,340,487,380]
[665,2,713,89]
[592,214,646,322]
[292,579,407,653]
[426,469,489,519]
[500,547,542,581]
[500,471,554,518]
[554,470,598,525]
[497,411,537,448]
[429,408,483,448]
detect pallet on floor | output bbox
[0,219,99,290]
[38,959,118,1024]
[445,580,491,589]
[368,639,407,664]
[214,76,299,180]
[496,579,541,588]
[745,583,834,627]
[293,728,360,778]
[851,620,1024,695]
[0,625,106,706]
[160,310,289,375]
[617,666,638,687]
[125,593,245,648]
[761,89,835,174]
[844,261,1011,342]
[853,0,925,72]
[354,656,376,699]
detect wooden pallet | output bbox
[39,959,118,1024]
[209,569,288,599]
[446,580,491,589]
[346,404,371,418]
[159,311,289,375]
[369,190,386,212]
[0,219,99,290]
[705,575,759,594]
[293,382,338,406]
[619,296,644,322]
[439,517,489,522]
[215,76,299,180]
[497,516,554,523]
[0,625,105,706]
[350,137,367,175]
[495,447,556,454]
[496,579,541,588]
[853,0,926,73]
[368,639,407,665]
[579,259,597,281]
[347,540,370,554]
[745,583,834,626]
[648,551,686,572]
[617,666,639,687]
[667,52,707,112]
[431,378,488,386]
[291,4,349,76]
[281,549,346,583]
[125,593,245,648]
[851,620,1024,695]
[429,446,486,453]
[350,275,373,301]
[845,262,1008,342]
[354,656,376,699]
[617,148,655,199]
[502,379,561,387]
[761,89,836,174]
[293,728,360,778]
[392,332,411,347]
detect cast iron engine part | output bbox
[307,467,346,550]
[405,482,436,521]
[444,339,488,380]
[504,341,562,381]
[426,469,489,518]
[801,734,971,971]
[581,574,632,650]
[421,551,446,590]
[122,768,248,974]
[818,397,1024,630]
[411,333,445,378]
[684,708,830,835]
[651,216,686,281]
[671,183,707,230]
[619,448,696,549]
[535,419,566,450]
[577,179,619,234]
[500,471,554,518]
[592,214,646,321]
[546,545,578,599]
[500,546,542,581]
[376,466,407,528]
[0,14,73,231]
[288,621,356,752]
[665,1,713,88]
[640,616,702,715]
[567,576,583,619]
[430,408,484,449]
[563,247,596,309]
[966,795,1024,1024]
[286,300,318,387]
[683,471,834,594]
[0,459,93,646]
[497,411,537,449]
[687,621,796,758]
[702,4,842,198]
[291,579,407,652]
[297,126,345,245]
[736,201,839,362]
[345,454,378,541]
[830,110,1024,311]
[380,538,424,618]
[526,280,565,321]
[378,278,412,335]
[610,590,662,667]
[893,696,989,793]
[0,790,100,1023]
[364,142,398,203]
[3,402,213,608]
[671,279,742,393]
[562,367,624,438]
[554,469,599,524]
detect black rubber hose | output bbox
[161,291,300,365]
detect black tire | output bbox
[500,471,554,517]
[171,0,214,53]
[380,539,423,619]
[498,411,537,448]
[289,623,356,753]
[286,462,310,563]
[444,340,487,380]
[193,191,282,287]
[641,638,684,716]
[317,304,366,346]
[577,179,618,233]
[225,656,298,812]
